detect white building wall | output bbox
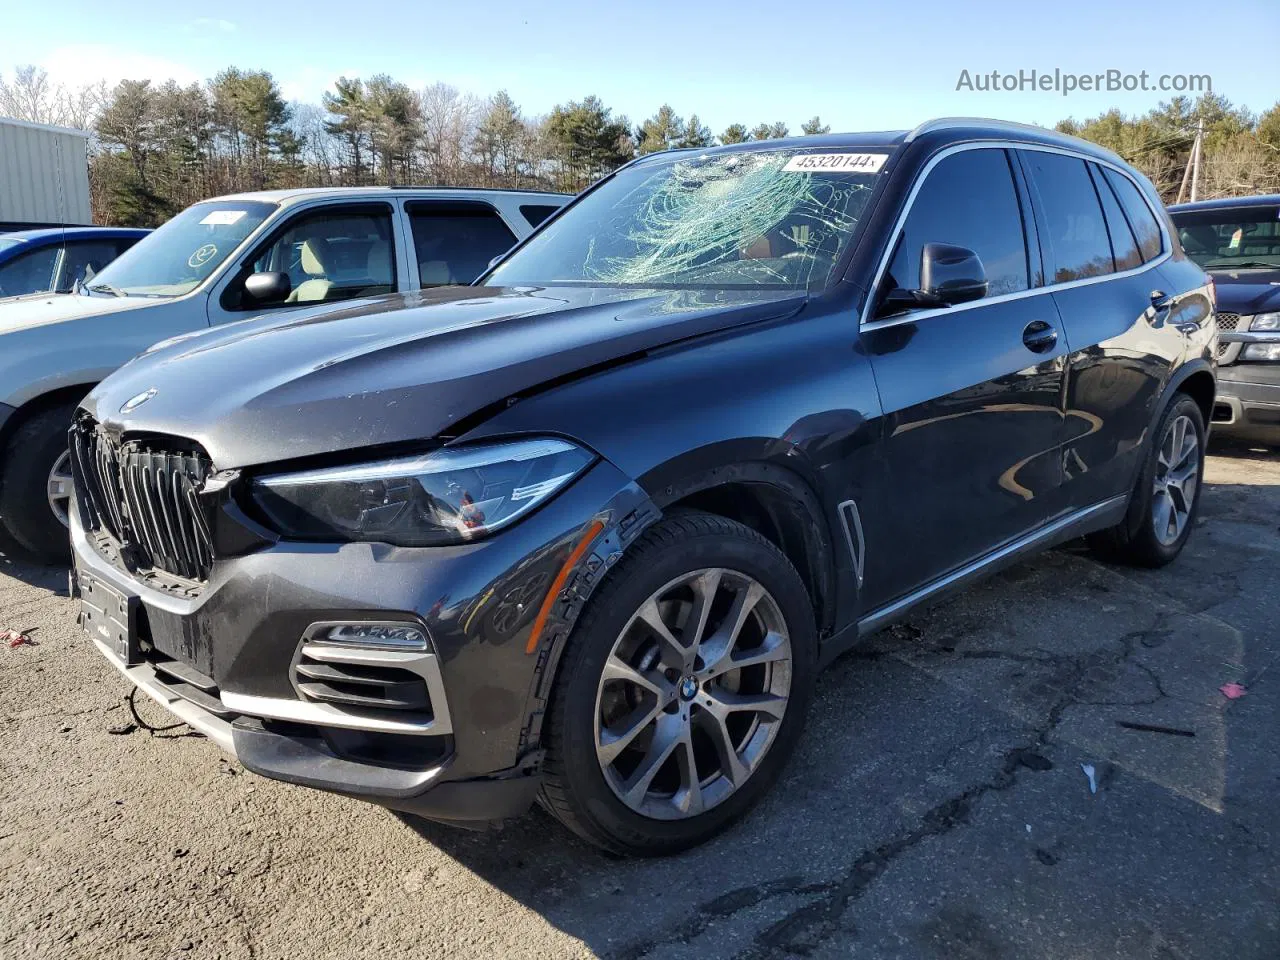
[0,117,93,225]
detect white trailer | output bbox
[0,117,92,229]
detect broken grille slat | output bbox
[70,420,216,584]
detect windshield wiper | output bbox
[86,282,127,297]
[1202,260,1279,270]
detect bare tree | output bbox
[419,83,478,184]
[0,65,57,123]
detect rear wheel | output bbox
[0,402,78,564]
[539,511,816,856]
[1087,393,1206,567]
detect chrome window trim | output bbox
[858,140,1172,332]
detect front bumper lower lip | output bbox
[91,628,542,822]
[92,634,236,753]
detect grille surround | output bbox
[71,420,216,583]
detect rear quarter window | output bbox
[1089,163,1142,272]
[520,204,562,229]
[1102,168,1164,262]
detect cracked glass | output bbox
[487,150,889,292]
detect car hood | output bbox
[1208,268,1280,316]
[83,285,806,469]
[0,291,158,333]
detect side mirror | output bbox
[920,242,987,305]
[243,271,291,304]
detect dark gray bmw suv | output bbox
[70,119,1216,855]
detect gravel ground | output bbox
[2,441,1277,960]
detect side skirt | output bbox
[818,494,1128,667]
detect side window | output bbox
[520,204,561,229]
[245,206,395,308]
[1102,168,1164,262]
[58,240,122,291]
[887,148,1029,299]
[0,245,59,297]
[406,202,518,287]
[1022,151,1115,283]
[1089,163,1142,272]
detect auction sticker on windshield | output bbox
[199,210,247,226]
[782,153,888,173]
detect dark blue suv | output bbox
[1170,196,1280,444]
[0,227,149,299]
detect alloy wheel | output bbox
[1152,413,1199,546]
[593,568,792,821]
[46,449,73,529]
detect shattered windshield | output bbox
[487,149,890,292]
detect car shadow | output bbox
[0,548,67,593]
[1209,434,1280,463]
[379,462,1280,959]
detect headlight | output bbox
[251,438,594,545]
[1248,312,1280,331]
[1241,342,1280,362]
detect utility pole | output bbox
[1175,134,1195,204]
[1175,118,1205,205]
[1190,117,1205,202]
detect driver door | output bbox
[857,147,1068,609]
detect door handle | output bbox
[1022,319,1058,354]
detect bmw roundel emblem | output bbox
[120,388,157,414]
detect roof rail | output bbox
[386,185,568,196]
[906,116,1120,159]
[905,117,1061,142]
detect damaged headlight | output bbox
[251,438,593,546]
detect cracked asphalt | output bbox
[2,441,1277,960]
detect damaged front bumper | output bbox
[71,459,654,824]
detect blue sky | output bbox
[3,0,1276,132]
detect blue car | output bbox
[0,227,150,299]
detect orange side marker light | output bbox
[525,519,605,654]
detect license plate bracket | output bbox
[77,569,141,665]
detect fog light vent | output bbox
[295,650,431,711]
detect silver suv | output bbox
[0,186,568,561]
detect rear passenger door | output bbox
[1017,150,1177,510]
[405,201,518,287]
[859,147,1069,607]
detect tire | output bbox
[1086,393,1206,568]
[0,401,79,564]
[538,510,817,856]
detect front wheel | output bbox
[0,402,78,564]
[539,511,816,856]
[1087,393,1206,567]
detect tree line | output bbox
[1,64,1278,227]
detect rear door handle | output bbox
[1022,319,1058,354]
